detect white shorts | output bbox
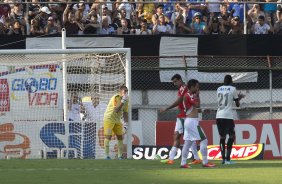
[183,118,206,141]
[174,118,185,134]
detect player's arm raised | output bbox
[234,91,245,107]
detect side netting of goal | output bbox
[0,48,131,160]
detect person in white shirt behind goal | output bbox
[81,94,107,123]
[67,92,83,121]
[216,75,245,165]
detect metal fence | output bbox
[131,55,282,145]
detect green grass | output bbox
[0,159,282,184]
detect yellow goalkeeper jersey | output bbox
[103,94,128,124]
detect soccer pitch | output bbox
[0,159,282,184]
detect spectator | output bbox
[30,18,44,35]
[152,4,169,25]
[138,0,155,28]
[190,12,207,34]
[218,4,231,34]
[117,17,131,34]
[45,16,60,34]
[252,15,273,34]
[7,19,25,35]
[112,8,131,30]
[274,11,282,34]
[0,1,11,23]
[9,2,26,27]
[117,0,134,20]
[248,4,265,25]
[97,15,115,35]
[228,16,243,34]
[83,14,100,34]
[63,2,84,35]
[50,11,62,31]
[263,0,278,25]
[228,0,246,23]
[152,14,173,34]
[131,19,152,35]
[34,6,51,30]
[174,12,191,34]
[28,0,41,22]
[0,22,8,35]
[206,15,225,34]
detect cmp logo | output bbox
[0,123,31,159]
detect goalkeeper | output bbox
[103,85,129,159]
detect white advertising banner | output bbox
[0,66,63,121]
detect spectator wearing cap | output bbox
[152,4,169,25]
[205,15,225,34]
[34,6,51,30]
[186,0,207,25]
[45,16,60,34]
[63,1,84,35]
[228,16,243,34]
[190,12,207,34]
[252,15,273,34]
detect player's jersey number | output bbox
[218,93,229,107]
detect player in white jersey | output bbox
[216,75,245,164]
[180,79,216,168]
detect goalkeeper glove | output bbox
[121,94,128,104]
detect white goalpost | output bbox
[0,48,132,160]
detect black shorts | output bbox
[216,118,235,137]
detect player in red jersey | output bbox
[159,74,201,165]
[180,79,216,168]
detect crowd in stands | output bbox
[0,0,282,36]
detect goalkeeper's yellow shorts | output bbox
[103,120,123,136]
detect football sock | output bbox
[220,138,226,160]
[226,138,234,161]
[191,141,200,160]
[200,139,208,165]
[169,146,178,160]
[117,139,123,158]
[104,138,110,157]
[181,140,193,166]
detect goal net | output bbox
[0,48,131,160]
